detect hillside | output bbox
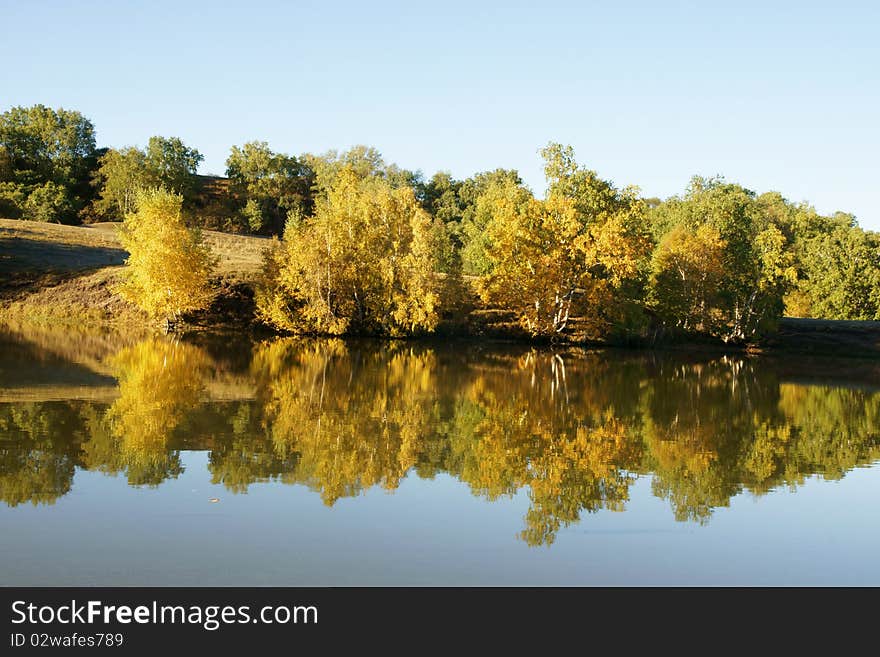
[0,218,271,328]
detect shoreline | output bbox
[3,218,879,360]
[3,270,879,360]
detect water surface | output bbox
[1,326,879,585]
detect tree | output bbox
[145,136,203,199]
[478,145,651,337]
[740,224,798,337]
[225,141,314,234]
[798,226,880,320]
[22,181,74,224]
[649,224,727,333]
[419,171,466,273]
[541,143,629,217]
[91,147,151,218]
[453,169,526,275]
[0,180,26,217]
[751,192,880,320]
[458,171,531,276]
[647,177,797,340]
[116,189,217,328]
[256,166,447,336]
[421,171,464,224]
[304,145,423,197]
[90,137,203,220]
[0,104,97,223]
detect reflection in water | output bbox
[0,402,83,506]
[252,339,438,504]
[1,333,879,546]
[83,339,209,486]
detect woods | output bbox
[3,103,880,341]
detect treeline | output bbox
[3,104,879,336]
[2,339,879,545]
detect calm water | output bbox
[1,326,879,585]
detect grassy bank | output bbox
[0,218,267,329]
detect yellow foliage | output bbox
[649,224,727,332]
[479,192,649,337]
[783,288,812,318]
[251,339,438,504]
[97,338,209,484]
[256,167,446,336]
[116,189,216,324]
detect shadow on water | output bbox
[1,328,879,546]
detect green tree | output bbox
[22,181,74,223]
[421,171,464,224]
[225,141,314,235]
[0,104,98,223]
[145,136,203,200]
[799,226,880,319]
[90,137,203,220]
[0,180,27,217]
[0,402,83,506]
[751,192,879,319]
[419,171,466,273]
[91,147,151,218]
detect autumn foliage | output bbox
[479,187,651,338]
[116,188,216,326]
[256,166,446,336]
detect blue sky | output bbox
[2,1,877,227]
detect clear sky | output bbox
[2,1,877,227]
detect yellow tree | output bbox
[649,224,727,332]
[116,188,216,329]
[479,191,649,337]
[647,179,798,341]
[257,166,447,336]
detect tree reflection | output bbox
[250,339,439,504]
[442,351,643,545]
[640,358,758,522]
[207,401,293,493]
[2,333,880,548]
[81,338,209,486]
[0,402,84,506]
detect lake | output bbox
[1,325,879,585]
